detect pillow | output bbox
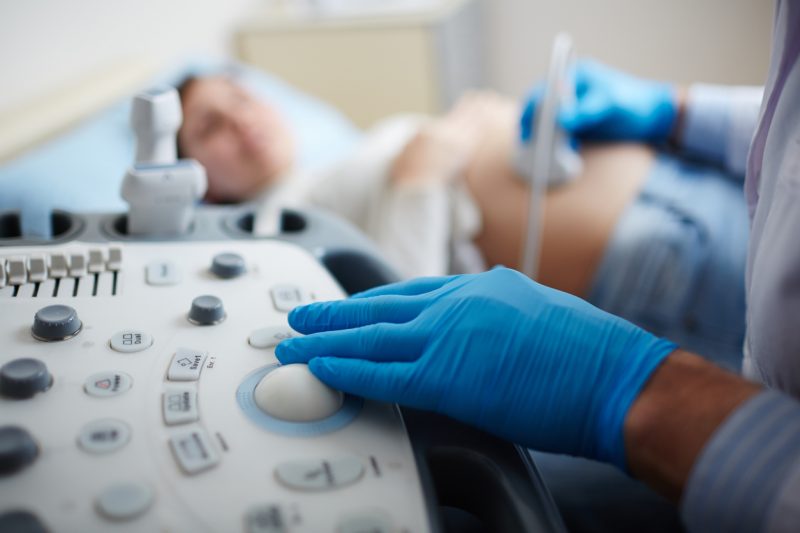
[0,59,362,237]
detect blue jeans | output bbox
[588,154,749,371]
[535,154,750,533]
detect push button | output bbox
[145,261,180,286]
[109,330,153,353]
[88,250,105,273]
[167,348,207,381]
[162,387,199,425]
[68,253,87,278]
[84,371,132,397]
[248,326,301,349]
[169,430,220,475]
[95,482,153,521]
[0,426,39,476]
[187,295,225,325]
[77,419,131,454]
[275,456,364,492]
[0,358,51,399]
[107,248,122,271]
[270,285,309,312]
[210,252,246,279]
[6,258,26,285]
[27,256,47,283]
[49,254,69,278]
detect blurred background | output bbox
[0,0,772,141]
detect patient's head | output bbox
[177,76,294,203]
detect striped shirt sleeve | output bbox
[679,84,763,180]
[681,390,800,533]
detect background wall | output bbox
[0,0,774,115]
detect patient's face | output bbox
[178,76,294,202]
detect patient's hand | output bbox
[391,92,507,185]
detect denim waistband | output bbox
[587,154,749,370]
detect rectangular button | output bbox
[270,284,309,312]
[162,387,200,426]
[167,348,207,381]
[107,247,122,271]
[49,254,68,278]
[88,250,105,273]
[146,261,181,286]
[6,258,26,285]
[169,430,220,475]
[69,254,86,278]
[27,256,47,282]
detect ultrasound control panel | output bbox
[0,231,432,532]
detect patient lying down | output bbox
[177,75,748,368]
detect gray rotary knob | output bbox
[0,510,48,533]
[211,252,246,279]
[188,295,226,325]
[0,426,39,476]
[0,359,51,399]
[31,304,82,342]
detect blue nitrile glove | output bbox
[520,59,677,144]
[276,267,677,469]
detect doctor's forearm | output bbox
[623,350,761,501]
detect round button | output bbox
[0,510,48,533]
[0,426,39,476]
[187,295,226,326]
[0,358,51,399]
[95,482,153,521]
[210,252,246,279]
[78,419,131,454]
[84,372,133,398]
[31,304,82,342]
[254,364,343,422]
[109,330,153,353]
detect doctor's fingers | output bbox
[349,275,459,300]
[309,358,421,407]
[275,322,425,365]
[288,295,427,334]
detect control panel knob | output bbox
[254,364,344,422]
[211,253,246,279]
[0,510,48,533]
[31,304,82,342]
[0,359,51,399]
[187,295,226,325]
[0,426,39,476]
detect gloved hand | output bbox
[520,59,677,144]
[276,267,676,469]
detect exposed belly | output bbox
[465,110,655,297]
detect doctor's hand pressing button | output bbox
[276,267,676,469]
[521,59,679,145]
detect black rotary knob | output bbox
[0,426,39,476]
[188,295,226,325]
[0,358,51,399]
[31,305,82,342]
[210,252,246,279]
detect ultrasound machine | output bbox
[0,58,574,532]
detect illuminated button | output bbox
[166,348,206,381]
[95,482,153,521]
[248,326,301,349]
[49,254,68,278]
[244,505,287,533]
[88,250,105,273]
[275,456,364,492]
[162,387,199,425]
[27,256,47,282]
[337,511,392,533]
[270,285,309,312]
[145,261,180,286]
[0,358,51,399]
[107,248,122,271]
[169,430,220,475]
[78,419,131,454]
[109,330,153,353]
[210,252,246,279]
[31,304,82,342]
[84,371,132,397]
[6,258,26,285]
[187,295,225,326]
[68,253,86,278]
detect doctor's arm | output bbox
[277,269,800,533]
